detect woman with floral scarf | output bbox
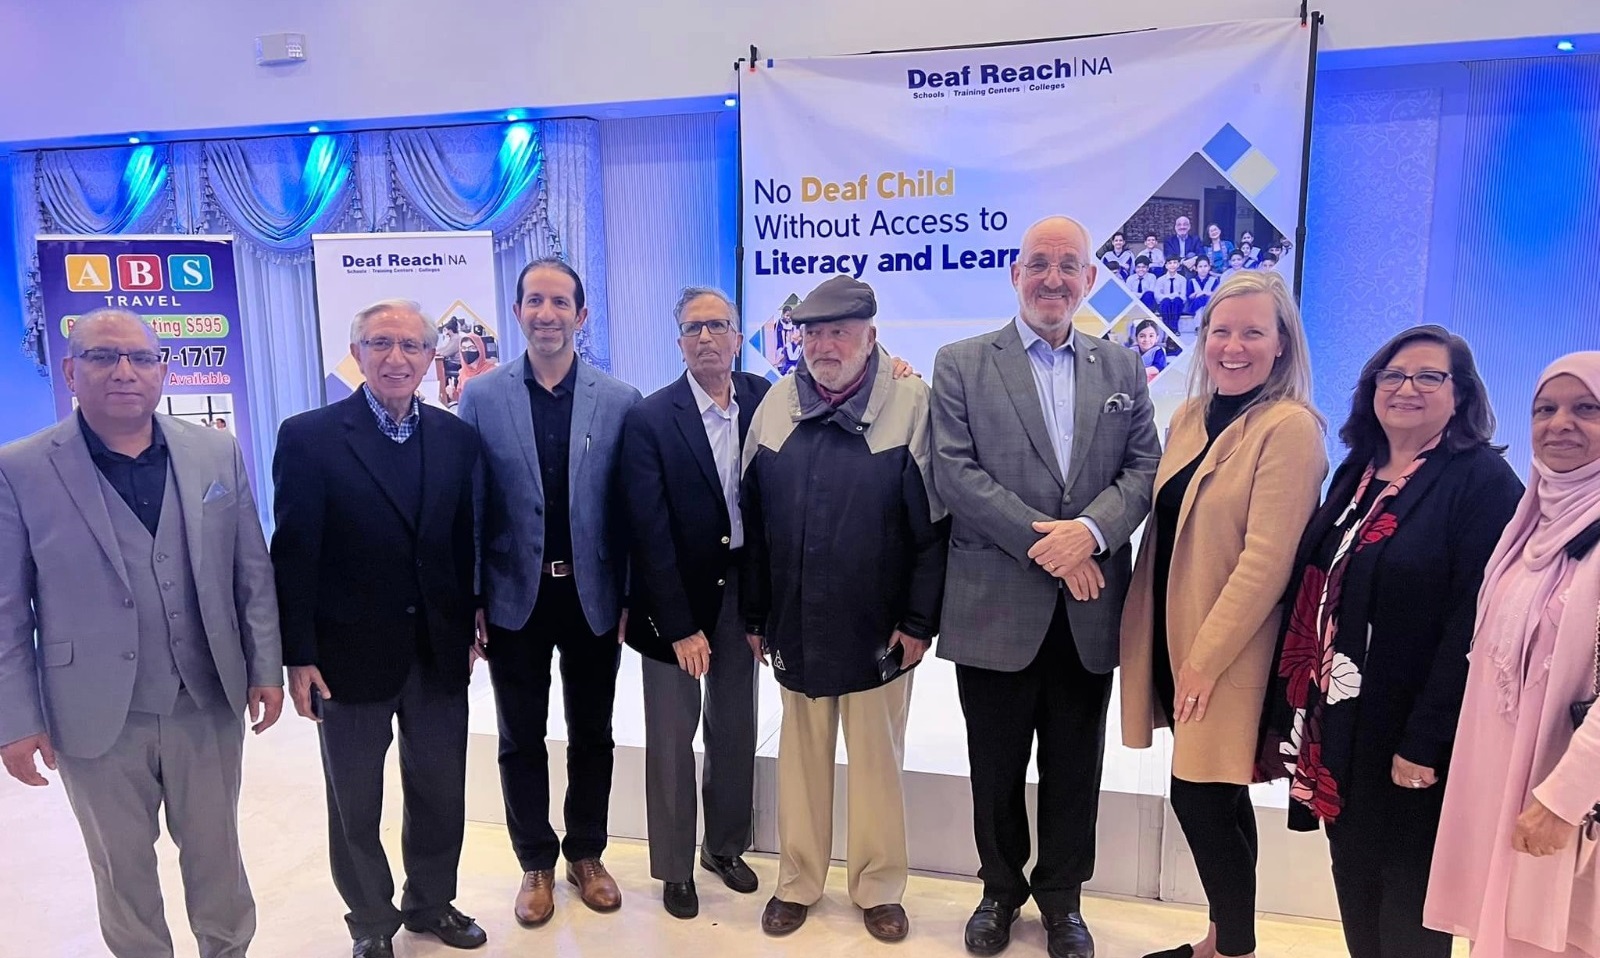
[1258,325,1522,958]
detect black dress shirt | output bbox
[80,412,168,536]
[525,357,577,563]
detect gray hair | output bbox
[348,299,437,348]
[672,286,739,331]
[67,307,157,353]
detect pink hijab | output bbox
[1476,351,1600,714]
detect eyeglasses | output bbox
[1022,261,1085,278]
[75,347,162,369]
[361,337,428,355]
[1374,369,1451,392]
[678,320,733,337]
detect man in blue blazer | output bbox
[457,258,641,927]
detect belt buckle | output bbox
[548,560,571,578]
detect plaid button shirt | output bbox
[361,384,421,443]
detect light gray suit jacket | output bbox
[0,415,282,758]
[931,322,1161,674]
[458,355,641,634]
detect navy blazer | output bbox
[621,371,771,663]
[271,392,478,702]
[458,354,641,634]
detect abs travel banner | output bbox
[311,231,500,412]
[739,19,1314,425]
[37,234,261,491]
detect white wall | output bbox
[3,0,1598,144]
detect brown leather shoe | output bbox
[761,897,808,936]
[863,903,910,942]
[514,869,555,926]
[566,858,622,912]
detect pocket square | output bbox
[1103,393,1132,414]
[202,480,230,503]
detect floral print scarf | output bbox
[1269,452,1432,824]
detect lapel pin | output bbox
[1087,354,1097,363]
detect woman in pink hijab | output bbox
[1426,351,1600,956]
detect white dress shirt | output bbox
[686,372,743,549]
[1012,318,1107,553]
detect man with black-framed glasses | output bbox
[0,307,283,958]
[619,287,770,920]
[272,298,485,958]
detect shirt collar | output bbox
[78,410,167,461]
[686,372,736,418]
[1014,317,1075,357]
[361,383,420,432]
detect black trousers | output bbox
[1169,778,1258,957]
[955,599,1114,915]
[1326,782,1452,958]
[318,661,469,940]
[487,574,621,872]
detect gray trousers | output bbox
[640,571,757,882]
[56,696,253,958]
[318,662,469,940]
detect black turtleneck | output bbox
[1150,386,1264,721]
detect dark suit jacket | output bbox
[270,392,479,702]
[621,371,769,663]
[1163,234,1203,263]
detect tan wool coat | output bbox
[1120,397,1328,784]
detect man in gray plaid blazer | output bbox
[930,216,1160,958]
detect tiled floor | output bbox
[0,713,1459,957]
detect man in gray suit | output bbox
[931,217,1160,958]
[457,258,641,927]
[0,308,283,958]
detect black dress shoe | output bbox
[1042,911,1095,958]
[699,850,759,893]
[664,880,700,919]
[353,935,393,958]
[403,905,488,949]
[1141,946,1195,958]
[965,898,1021,956]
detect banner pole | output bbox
[733,47,755,371]
[1292,11,1323,300]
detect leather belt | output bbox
[542,560,572,578]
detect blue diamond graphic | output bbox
[1088,281,1133,321]
[1203,124,1251,171]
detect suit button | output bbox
[155,553,168,562]
[534,506,544,517]
[162,581,173,590]
[168,611,180,620]
[720,536,730,545]
[123,598,134,608]
[415,559,423,569]
[716,578,726,587]
[123,651,136,660]
[405,606,417,614]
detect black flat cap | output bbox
[790,276,877,324]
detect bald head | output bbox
[1012,215,1098,348]
[1019,216,1093,256]
[68,308,158,354]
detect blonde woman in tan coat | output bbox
[1121,270,1328,958]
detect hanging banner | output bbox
[739,19,1314,424]
[311,231,500,412]
[36,234,260,489]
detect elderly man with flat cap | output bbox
[741,275,949,943]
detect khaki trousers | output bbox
[775,672,912,909]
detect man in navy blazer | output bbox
[457,259,641,926]
[1162,215,1203,269]
[620,287,769,920]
